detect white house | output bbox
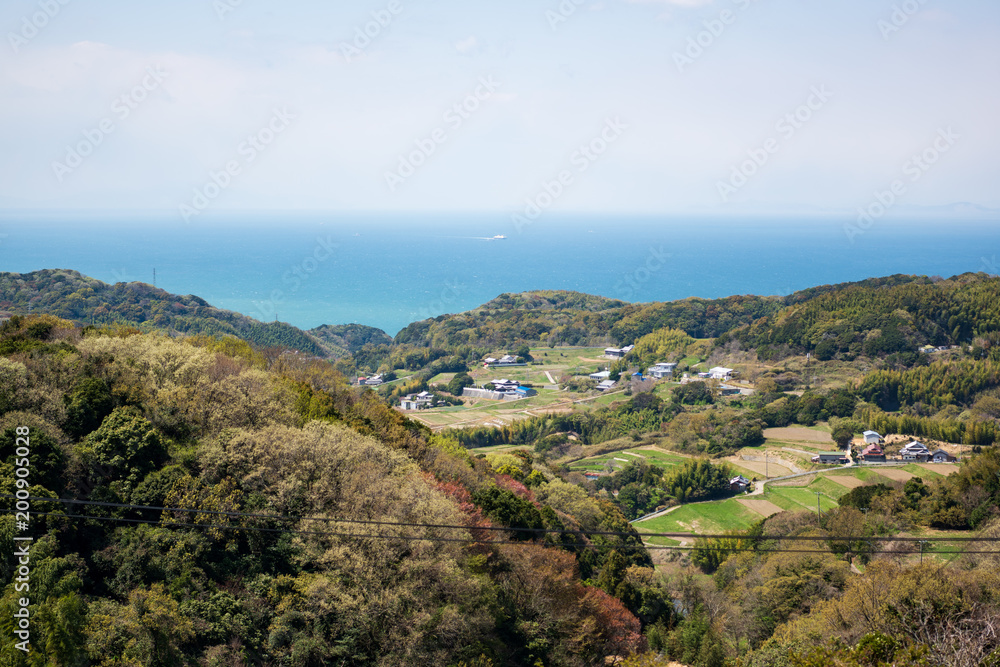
[647,362,678,379]
[491,379,521,393]
[400,391,434,410]
[863,430,884,445]
[359,374,384,386]
[485,355,526,368]
[900,441,931,461]
[709,367,734,380]
[596,379,617,391]
[604,345,634,359]
[589,370,611,381]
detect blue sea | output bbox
[1,212,998,336]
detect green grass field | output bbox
[617,443,968,541]
[766,486,839,514]
[569,451,645,472]
[808,476,855,500]
[635,448,690,467]
[903,464,945,479]
[567,446,689,472]
[635,499,761,534]
[632,466,860,536]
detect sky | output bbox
[0,0,998,219]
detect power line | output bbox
[4,494,999,544]
[5,495,641,540]
[11,509,984,555]
[4,497,997,556]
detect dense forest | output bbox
[717,273,1000,361]
[0,315,671,666]
[0,270,389,361]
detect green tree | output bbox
[447,372,474,396]
[63,377,115,440]
[471,485,543,539]
[832,424,854,449]
[85,584,195,667]
[80,408,168,493]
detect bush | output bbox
[673,382,713,405]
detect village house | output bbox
[709,367,735,380]
[491,379,521,393]
[812,452,849,464]
[400,391,434,410]
[860,443,886,462]
[863,430,884,445]
[930,449,956,463]
[589,370,611,381]
[358,374,384,386]
[596,379,617,392]
[730,475,751,491]
[647,362,678,379]
[604,345,634,359]
[900,441,931,462]
[484,354,526,368]
[463,379,535,401]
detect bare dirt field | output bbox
[782,447,819,457]
[764,427,834,443]
[738,498,784,517]
[530,406,575,415]
[728,458,793,478]
[874,468,914,482]
[770,476,815,487]
[916,463,960,476]
[827,475,868,489]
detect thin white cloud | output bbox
[621,0,712,6]
[454,36,479,53]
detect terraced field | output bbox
[567,446,689,473]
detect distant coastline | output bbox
[0,216,997,335]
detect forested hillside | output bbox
[718,273,1000,360]
[0,270,390,360]
[306,323,393,357]
[10,270,999,378]
[0,315,668,666]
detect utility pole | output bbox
[870,574,877,626]
[153,268,156,287]
[816,491,822,519]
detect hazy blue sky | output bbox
[1,0,997,218]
